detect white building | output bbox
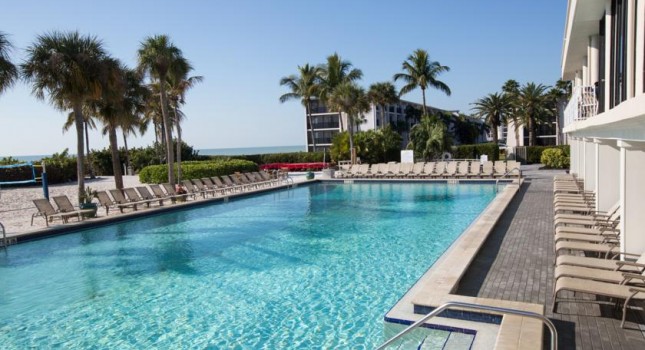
[562,0,645,254]
[305,99,481,151]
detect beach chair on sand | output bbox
[52,195,95,218]
[111,189,152,209]
[31,199,79,226]
[553,277,645,327]
[96,191,136,214]
[124,188,161,207]
[136,186,167,206]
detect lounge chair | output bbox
[352,164,370,178]
[192,179,218,196]
[96,190,137,214]
[430,162,445,178]
[467,161,481,178]
[553,277,645,327]
[181,180,207,198]
[247,172,273,187]
[52,195,95,218]
[363,164,379,178]
[201,177,227,194]
[444,162,457,177]
[398,163,414,178]
[211,176,237,193]
[124,188,161,206]
[221,175,246,191]
[481,161,494,178]
[455,161,469,178]
[493,161,507,177]
[110,189,151,209]
[408,162,425,178]
[555,240,620,257]
[385,163,400,178]
[149,184,178,203]
[556,252,645,273]
[31,199,77,226]
[136,186,167,206]
[554,202,619,222]
[258,171,277,184]
[554,207,619,228]
[506,161,521,177]
[162,183,194,200]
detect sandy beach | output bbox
[0,175,143,235]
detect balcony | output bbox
[564,85,598,128]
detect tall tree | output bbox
[318,53,363,131]
[327,82,370,164]
[471,92,510,145]
[137,34,184,185]
[168,58,202,182]
[22,31,114,203]
[279,64,321,151]
[501,79,521,146]
[367,82,399,129]
[0,31,18,96]
[62,109,97,178]
[407,115,451,160]
[518,82,548,146]
[394,49,451,115]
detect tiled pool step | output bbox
[384,322,475,349]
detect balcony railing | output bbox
[564,85,598,127]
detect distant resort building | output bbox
[562,0,645,254]
[305,99,488,152]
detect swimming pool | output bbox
[0,182,498,348]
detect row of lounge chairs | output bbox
[31,171,285,226]
[335,161,521,179]
[551,174,645,328]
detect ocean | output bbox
[5,145,306,162]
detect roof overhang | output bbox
[561,0,606,80]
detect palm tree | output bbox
[501,79,521,146]
[168,58,203,182]
[22,31,113,203]
[408,115,451,160]
[279,64,321,151]
[546,79,572,145]
[367,82,398,129]
[327,82,370,164]
[471,93,510,145]
[318,53,363,131]
[118,68,149,177]
[137,34,184,185]
[394,49,451,115]
[518,82,549,146]
[0,31,18,96]
[62,109,97,178]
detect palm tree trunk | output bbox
[348,114,356,164]
[492,122,499,144]
[528,116,535,146]
[123,131,131,173]
[73,103,86,205]
[338,112,344,132]
[555,104,561,145]
[176,121,183,182]
[513,117,520,146]
[85,121,95,179]
[306,102,317,152]
[421,87,427,115]
[109,126,123,190]
[159,81,175,185]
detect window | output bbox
[610,0,628,108]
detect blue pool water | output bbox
[0,182,497,348]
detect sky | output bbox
[0,0,567,156]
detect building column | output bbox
[584,138,596,191]
[604,1,612,109]
[589,36,600,84]
[582,59,589,86]
[636,0,645,94]
[594,139,620,212]
[618,140,645,255]
[626,0,636,98]
[579,138,586,180]
[569,137,576,174]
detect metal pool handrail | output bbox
[376,301,558,350]
[495,167,521,192]
[0,221,6,248]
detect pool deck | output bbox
[457,165,645,349]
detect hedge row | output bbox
[205,152,325,165]
[138,159,258,184]
[540,148,570,169]
[451,143,500,161]
[524,145,570,164]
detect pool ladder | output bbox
[377,301,558,350]
[495,167,521,193]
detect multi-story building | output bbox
[305,99,482,152]
[562,0,645,254]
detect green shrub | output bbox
[525,145,569,164]
[540,148,570,169]
[138,159,258,184]
[39,149,78,184]
[451,143,500,161]
[330,128,402,163]
[205,152,325,164]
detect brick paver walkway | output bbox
[456,165,645,349]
